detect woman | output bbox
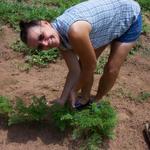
[19,0,142,109]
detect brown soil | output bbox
[0,24,150,150]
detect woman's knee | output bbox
[104,62,120,76]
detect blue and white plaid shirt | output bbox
[52,0,141,50]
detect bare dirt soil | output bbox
[0,24,150,150]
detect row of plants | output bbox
[0,95,117,149]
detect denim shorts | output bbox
[116,14,142,42]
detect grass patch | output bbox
[112,88,150,103]
[17,63,31,72]
[142,20,150,35]
[129,40,143,56]
[141,13,150,35]
[0,95,117,149]
[137,91,150,102]
[11,40,59,67]
[0,96,12,115]
[95,55,108,74]
[0,0,82,30]
[137,0,150,12]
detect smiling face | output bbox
[27,21,60,50]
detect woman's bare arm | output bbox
[58,49,80,105]
[68,21,97,103]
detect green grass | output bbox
[137,0,150,12]
[112,88,150,103]
[0,0,82,29]
[0,95,117,149]
[11,40,59,67]
[142,15,150,34]
[95,55,108,74]
[129,40,143,56]
[0,96,12,115]
[137,91,150,102]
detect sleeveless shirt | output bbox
[51,0,141,50]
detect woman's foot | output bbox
[74,96,93,110]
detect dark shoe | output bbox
[143,123,150,149]
[74,99,93,110]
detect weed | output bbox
[0,0,82,30]
[143,23,150,34]
[113,88,150,103]
[0,96,12,115]
[11,40,59,67]
[0,1,58,30]
[137,0,150,12]
[95,55,108,74]
[29,49,59,66]
[142,18,150,35]
[17,63,31,72]
[129,40,143,56]
[137,91,150,102]
[11,40,38,55]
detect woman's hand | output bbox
[47,98,66,106]
[59,50,80,106]
[49,90,77,107]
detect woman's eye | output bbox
[38,34,44,41]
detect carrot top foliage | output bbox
[0,95,117,149]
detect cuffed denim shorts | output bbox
[116,14,142,42]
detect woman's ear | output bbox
[41,20,49,26]
[19,20,26,30]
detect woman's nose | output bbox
[40,40,48,46]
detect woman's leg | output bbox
[95,41,136,101]
[95,45,108,59]
[77,45,107,104]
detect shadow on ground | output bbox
[0,115,68,146]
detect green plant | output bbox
[8,96,50,126]
[143,23,150,34]
[51,101,117,149]
[50,103,74,131]
[11,40,59,67]
[142,18,150,34]
[95,55,108,74]
[0,96,12,115]
[137,91,150,102]
[17,63,31,72]
[129,40,143,56]
[29,49,59,66]
[0,95,117,149]
[136,0,150,12]
[11,40,37,55]
[0,0,82,30]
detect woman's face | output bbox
[27,21,60,50]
